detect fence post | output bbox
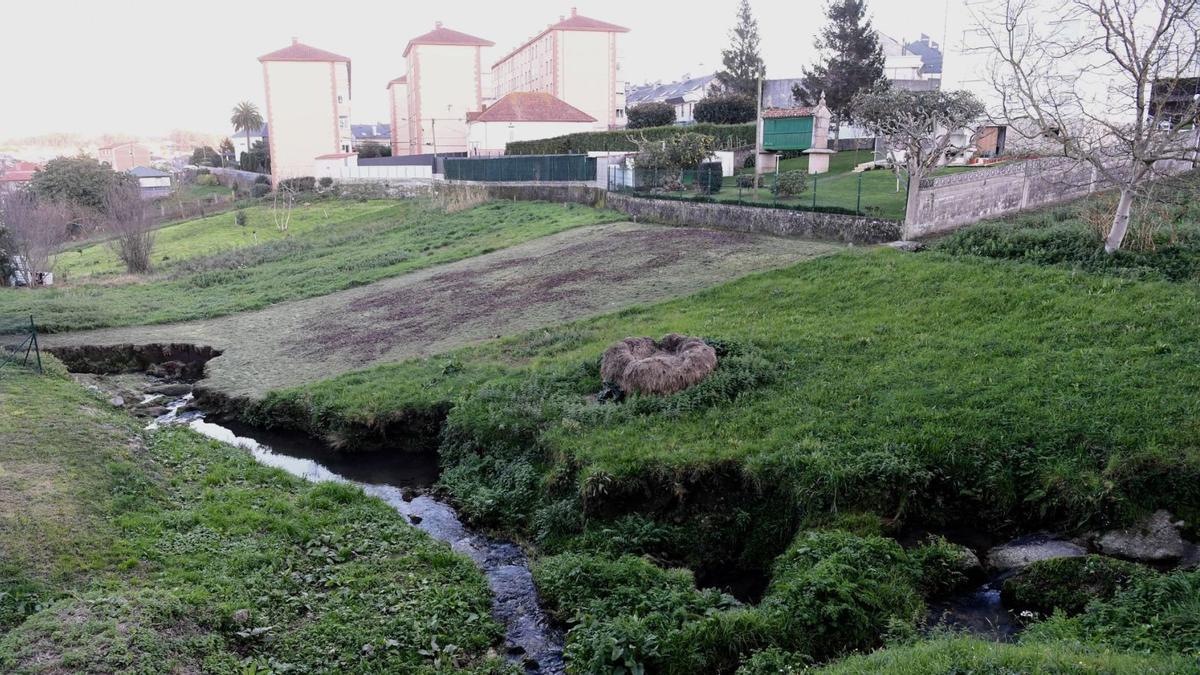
[29,315,41,374]
[856,172,863,215]
[812,174,818,210]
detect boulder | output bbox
[985,533,1086,575]
[1095,510,1188,563]
[108,396,126,407]
[146,382,192,397]
[1179,544,1200,571]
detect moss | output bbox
[1002,555,1156,616]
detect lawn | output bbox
[0,363,511,673]
[1,199,623,333]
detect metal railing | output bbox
[0,316,42,375]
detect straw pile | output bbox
[600,334,717,396]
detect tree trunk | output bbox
[1104,187,1136,254]
[903,170,923,226]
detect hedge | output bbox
[505,123,756,155]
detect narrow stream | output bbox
[151,395,565,674]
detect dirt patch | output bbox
[43,222,839,400]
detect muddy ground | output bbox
[44,222,838,399]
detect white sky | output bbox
[0,0,956,138]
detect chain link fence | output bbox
[0,315,42,375]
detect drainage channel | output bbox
[151,394,565,674]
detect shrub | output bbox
[694,93,758,125]
[234,210,247,227]
[697,162,724,195]
[774,170,809,198]
[736,647,808,675]
[628,102,677,129]
[251,184,270,198]
[196,167,211,175]
[254,174,270,185]
[195,174,219,187]
[736,174,757,189]
[911,536,982,597]
[1002,555,1155,617]
[278,176,316,192]
[318,176,334,188]
[507,123,755,155]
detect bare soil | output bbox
[44,222,838,399]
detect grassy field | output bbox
[0,364,512,673]
[2,200,622,333]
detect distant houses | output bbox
[231,124,267,157]
[627,74,718,125]
[98,141,151,171]
[0,161,40,194]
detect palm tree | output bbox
[230,102,264,170]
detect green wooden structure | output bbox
[762,115,815,151]
[444,154,596,182]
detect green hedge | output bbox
[505,123,756,155]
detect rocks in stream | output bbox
[1094,510,1189,563]
[146,382,193,397]
[985,533,1086,575]
[108,396,126,407]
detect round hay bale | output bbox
[600,334,717,396]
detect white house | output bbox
[231,124,268,157]
[626,74,717,124]
[129,165,173,199]
[467,91,600,155]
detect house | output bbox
[398,23,494,156]
[492,8,630,129]
[0,161,39,194]
[626,74,717,124]
[129,166,173,199]
[231,124,268,157]
[258,38,353,185]
[386,77,410,155]
[467,91,599,155]
[98,142,151,172]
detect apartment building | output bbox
[401,23,494,156]
[386,77,409,155]
[98,142,150,172]
[491,8,629,129]
[258,39,352,184]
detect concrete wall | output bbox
[904,157,1194,239]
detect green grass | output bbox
[0,364,512,673]
[2,199,622,333]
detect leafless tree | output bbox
[104,182,156,274]
[974,0,1200,252]
[0,191,69,287]
[272,183,295,233]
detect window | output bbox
[339,116,348,129]
[616,108,624,118]
[338,95,344,104]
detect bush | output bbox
[1002,555,1155,617]
[251,184,270,198]
[278,176,316,192]
[911,536,982,597]
[628,102,677,129]
[696,162,724,195]
[195,174,219,187]
[694,93,758,125]
[254,174,270,185]
[318,176,333,188]
[736,174,757,189]
[196,167,211,175]
[507,123,755,155]
[774,170,809,198]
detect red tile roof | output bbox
[494,10,628,67]
[315,152,358,160]
[386,75,407,88]
[0,171,36,183]
[259,40,350,63]
[763,107,818,119]
[403,24,494,57]
[473,92,596,123]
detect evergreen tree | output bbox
[794,0,887,130]
[715,0,766,98]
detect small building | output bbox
[98,142,151,172]
[129,166,173,199]
[492,8,630,129]
[467,91,599,155]
[259,38,353,185]
[0,161,39,194]
[400,23,495,156]
[758,95,834,174]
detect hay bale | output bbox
[600,334,717,396]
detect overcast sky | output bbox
[0,0,958,138]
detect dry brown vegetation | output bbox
[600,334,717,395]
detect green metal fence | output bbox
[607,166,908,220]
[0,315,43,375]
[444,154,597,182]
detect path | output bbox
[46,222,838,399]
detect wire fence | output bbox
[607,167,909,220]
[0,315,42,375]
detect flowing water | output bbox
[151,395,565,674]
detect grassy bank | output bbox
[1,199,621,333]
[0,364,511,673]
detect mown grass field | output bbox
[1,200,622,333]
[0,364,512,673]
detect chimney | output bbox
[570,7,578,16]
[291,36,299,45]
[435,20,443,28]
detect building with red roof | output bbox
[386,76,409,156]
[492,8,630,129]
[0,161,40,195]
[258,38,353,184]
[466,92,600,154]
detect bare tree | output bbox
[974,0,1200,252]
[104,182,156,274]
[0,191,69,287]
[272,183,295,233]
[853,89,987,224]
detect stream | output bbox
[150,395,565,674]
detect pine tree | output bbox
[794,0,887,129]
[715,0,766,98]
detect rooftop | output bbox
[403,23,494,57]
[315,152,358,160]
[494,8,629,68]
[627,74,717,105]
[472,91,596,123]
[762,107,819,119]
[129,166,170,178]
[259,38,350,63]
